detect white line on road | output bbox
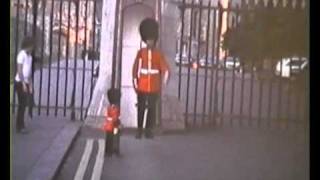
[91,139,105,180]
[74,139,94,180]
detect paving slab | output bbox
[12,115,81,180]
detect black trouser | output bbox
[15,81,32,131]
[137,92,159,130]
[105,131,120,155]
[105,119,121,155]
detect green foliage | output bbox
[222,2,308,65]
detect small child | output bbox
[102,88,121,156]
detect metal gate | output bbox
[175,0,308,129]
[11,0,101,120]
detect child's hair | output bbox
[21,36,35,49]
[107,88,121,105]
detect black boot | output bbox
[105,133,113,157]
[145,129,154,139]
[135,128,143,139]
[113,132,121,157]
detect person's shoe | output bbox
[135,132,142,139]
[135,129,143,139]
[105,149,113,157]
[145,130,154,139]
[114,150,122,157]
[105,153,112,157]
[29,110,33,119]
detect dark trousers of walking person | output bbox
[15,81,31,132]
[137,92,159,138]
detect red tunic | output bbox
[102,105,120,133]
[132,48,169,93]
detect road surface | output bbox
[55,126,308,180]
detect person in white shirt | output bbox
[14,37,34,134]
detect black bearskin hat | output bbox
[139,18,159,43]
[107,88,121,105]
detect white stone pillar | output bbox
[86,0,117,124]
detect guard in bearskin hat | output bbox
[102,88,121,156]
[132,18,170,139]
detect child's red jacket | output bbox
[102,105,120,133]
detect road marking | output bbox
[91,139,105,180]
[74,139,94,180]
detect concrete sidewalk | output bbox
[12,115,81,180]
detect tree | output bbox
[222,0,308,70]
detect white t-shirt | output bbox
[15,50,33,83]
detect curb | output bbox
[26,122,81,180]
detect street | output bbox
[55,125,308,180]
